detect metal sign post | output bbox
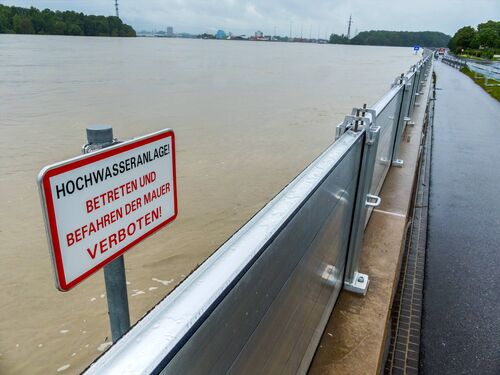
[84,125,130,342]
[38,125,178,342]
[104,255,130,342]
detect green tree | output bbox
[449,26,476,51]
[12,14,35,34]
[347,30,450,47]
[329,33,349,44]
[477,20,500,35]
[52,20,66,35]
[0,5,13,33]
[120,24,136,37]
[448,21,499,58]
[0,4,135,37]
[477,20,500,48]
[478,28,497,48]
[67,23,83,36]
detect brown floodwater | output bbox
[0,35,418,374]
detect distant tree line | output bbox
[329,30,451,47]
[199,33,216,39]
[0,5,136,37]
[448,21,499,59]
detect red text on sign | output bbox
[86,206,162,259]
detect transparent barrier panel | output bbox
[162,137,363,374]
[370,88,403,196]
[391,71,415,166]
[85,131,364,375]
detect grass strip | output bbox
[460,66,500,102]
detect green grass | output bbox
[458,54,500,62]
[456,48,499,61]
[460,67,500,102]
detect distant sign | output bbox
[38,129,178,291]
[413,45,420,51]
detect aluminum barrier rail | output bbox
[85,54,433,375]
[467,61,500,86]
[441,55,499,86]
[337,54,432,292]
[442,55,467,69]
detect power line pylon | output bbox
[347,15,353,39]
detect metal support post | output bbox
[83,124,131,342]
[392,77,411,167]
[103,256,130,342]
[409,67,421,110]
[344,114,381,295]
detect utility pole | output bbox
[289,22,292,39]
[115,0,119,18]
[347,14,353,39]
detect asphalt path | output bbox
[421,61,500,374]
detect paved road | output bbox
[421,61,500,374]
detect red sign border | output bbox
[38,129,178,291]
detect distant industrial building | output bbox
[167,26,174,37]
[215,30,226,39]
[255,30,263,38]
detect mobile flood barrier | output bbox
[85,54,433,375]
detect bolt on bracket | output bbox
[392,159,404,167]
[335,106,376,141]
[344,271,370,295]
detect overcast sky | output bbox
[3,0,499,36]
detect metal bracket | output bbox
[344,272,370,295]
[365,194,381,207]
[366,125,380,146]
[379,156,391,166]
[413,92,422,107]
[349,107,378,144]
[82,138,119,154]
[335,115,361,140]
[392,159,404,167]
[336,106,376,141]
[391,74,406,88]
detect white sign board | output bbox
[38,129,177,291]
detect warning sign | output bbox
[38,129,177,291]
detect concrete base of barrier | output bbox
[308,67,432,375]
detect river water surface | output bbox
[0,35,418,374]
